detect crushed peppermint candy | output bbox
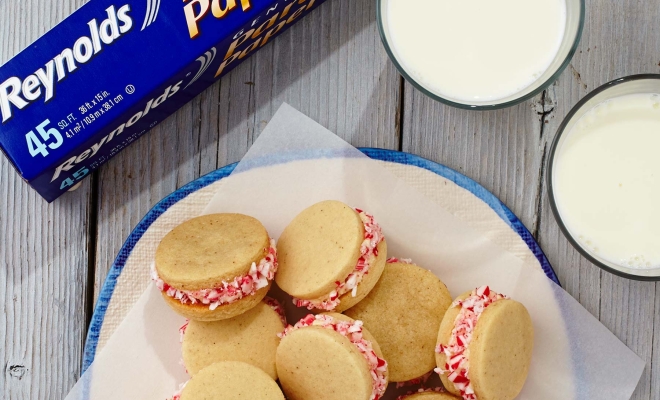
[294,209,384,311]
[396,387,446,400]
[178,320,190,373]
[171,381,188,400]
[278,314,388,400]
[179,320,189,343]
[263,296,287,326]
[387,257,413,264]
[152,239,278,311]
[394,370,433,388]
[434,285,508,400]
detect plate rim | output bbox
[82,147,558,371]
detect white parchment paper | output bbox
[66,104,644,400]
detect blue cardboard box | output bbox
[0,0,325,201]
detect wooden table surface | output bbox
[1,0,659,398]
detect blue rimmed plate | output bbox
[83,148,558,371]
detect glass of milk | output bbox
[377,0,584,109]
[548,75,660,280]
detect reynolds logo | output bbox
[0,5,133,123]
[0,0,327,201]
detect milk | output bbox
[553,93,660,269]
[384,0,566,103]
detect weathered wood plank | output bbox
[401,76,547,250]
[534,1,660,398]
[0,1,91,399]
[6,0,659,398]
[93,0,401,303]
[535,84,603,317]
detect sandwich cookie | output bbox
[397,388,460,400]
[181,298,286,379]
[152,214,277,321]
[276,313,389,400]
[435,286,534,400]
[345,258,452,382]
[276,200,387,312]
[175,361,285,400]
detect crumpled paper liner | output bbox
[66,104,643,400]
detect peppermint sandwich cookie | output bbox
[276,313,389,400]
[182,298,286,378]
[345,258,452,382]
[397,388,460,400]
[435,286,534,400]
[153,214,277,321]
[177,361,285,400]
[276,200,387,312]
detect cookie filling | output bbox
[294,209,384,311]
[171,381,187,400]
[179,320,189,343]
[278,314,388,400]
[434,286,508,400]
[152,239,278,311]
[396,387,446,400]
[387,257,413,264]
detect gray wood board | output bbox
[0,1,91,398]
[2,0,660,398]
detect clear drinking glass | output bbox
[547,74,660,280]
[376,0,585,110]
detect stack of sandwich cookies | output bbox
[276,200,387,312]
[152,214,277,321]
[345,258,452,383]
[176,361,285,400]
[435,286,534,400]
[181,298,286,379]
[276,313,389,400]
[154,206,537,400]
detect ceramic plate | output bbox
[83,148,558,370]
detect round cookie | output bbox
[276,313,389,400]
[153,213,277,321]
[179,361,285,400]
[398,390,460,400]
[436,287,534,400]
[276,200,387,312]
[345,259,452,382]
[182,300,286,379]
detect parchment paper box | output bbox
[0,0,325,202]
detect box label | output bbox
[0,0,325,201]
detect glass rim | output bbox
[546,74,660,281]
[376,0,586,110]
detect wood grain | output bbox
[93,0,401,301]
[535,1,660,398]
[3,0,660,398]
[0,1,90,398]
[401,92,546,234]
